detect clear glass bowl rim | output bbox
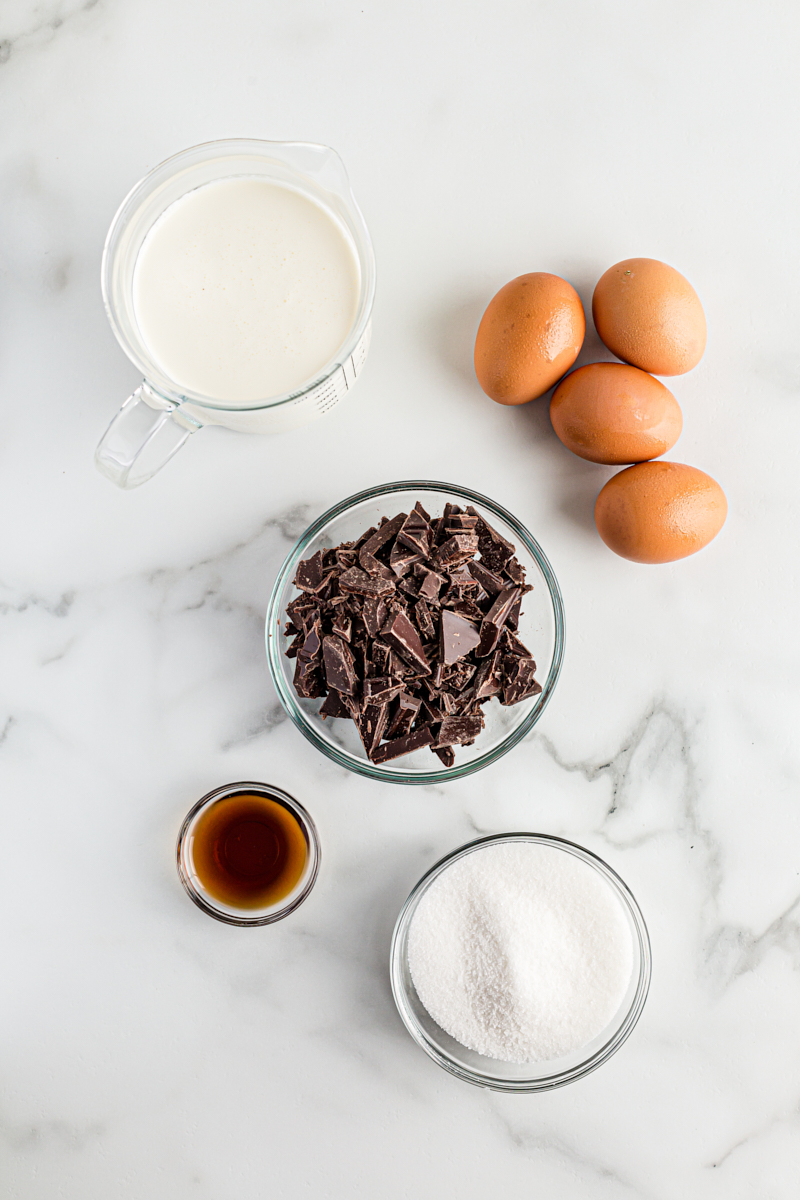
[101,137,376,413]
[175,780,321,926]
[265,480,566,785]
[390,832,651,1091]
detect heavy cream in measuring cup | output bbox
[132,178,360,404]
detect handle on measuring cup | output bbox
[95,383,202,489]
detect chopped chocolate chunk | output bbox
[440,609,481,665]
[399,576,420,599]
[415,597,436,640]
[362,596,388,637]
[322,635,358,695]
[445,597,485,623]
[331,612,352,642]
[386,693,421,738]
[389,540,423,577]
[506,591,522,631]
[476,586,521,657]
[445,660,476,692]
[499,627,533,659]
[293,656,325,699]
[361,512,406,558]
[286,636,303,659]
[369,725,434,764]
[294,550,325,592]
[503,556,525,585]
[298,626,322,667]
[370,639,391,675]
[468,506,515,571]
[357,703,389,754]
[433,746,455,767]
[445,514,480,531]
[397,508,432,557]
[472,649,504,700]
[363,676,406,705]
[500,656,543,706]
[339,566,396,598]
[382,610,431,674]
[350,525,377,553]
[320,689,349,719]
[467,559,505,596]
[335,547,358,571]
[360,512,406,579]
[435,533,480,568]
[436,714,484,746]
[416,566,446,602]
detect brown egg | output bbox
[594,462,727,563]
[474,273,585,404]
[592,258,707,375]
[550,363,682,464]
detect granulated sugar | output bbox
[407,841,634,1064]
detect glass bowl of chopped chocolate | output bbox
[265,481,564,784]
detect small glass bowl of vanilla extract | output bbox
[176,782,320,925]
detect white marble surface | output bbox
[2,1,799,1196]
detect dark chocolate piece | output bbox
[331,612,352,642]
[362,596,388,637]
[361,512,406,558]
[382,610,431,674]
[386,693,421,738]
[299,623,322,662]
[360,513,406,579]
[322,635,358,695]
[500,656,543,706]
[436,715,483,746]
[433,746,455,767]
[476,586,521,657]
[506,591,522,631]
[363,676,406,705]
[285,632,303,659]
[415,598,436,640]
[335,547,358,571]
[440,609,481,665]
[320,689,349,719]
[435,533,480,568]
[445,514,479,531]
[468,506,515,572]
[397,508,432,557]
[467,559,505,596]
[357,703,389,753]
[503,556,525,585]
[293,656,325,699]
[369,725,434,764]
[339,567,396,598]
[389,540,423,577]
[294,550,325,592]
[472,649,504,700]
[416,567,446,602]
[445,660,476,692]
[499,627,533,659]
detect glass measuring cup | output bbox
[96,139,376,489]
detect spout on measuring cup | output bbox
[95,383,202,489]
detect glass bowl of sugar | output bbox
[390,834,651,1092]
